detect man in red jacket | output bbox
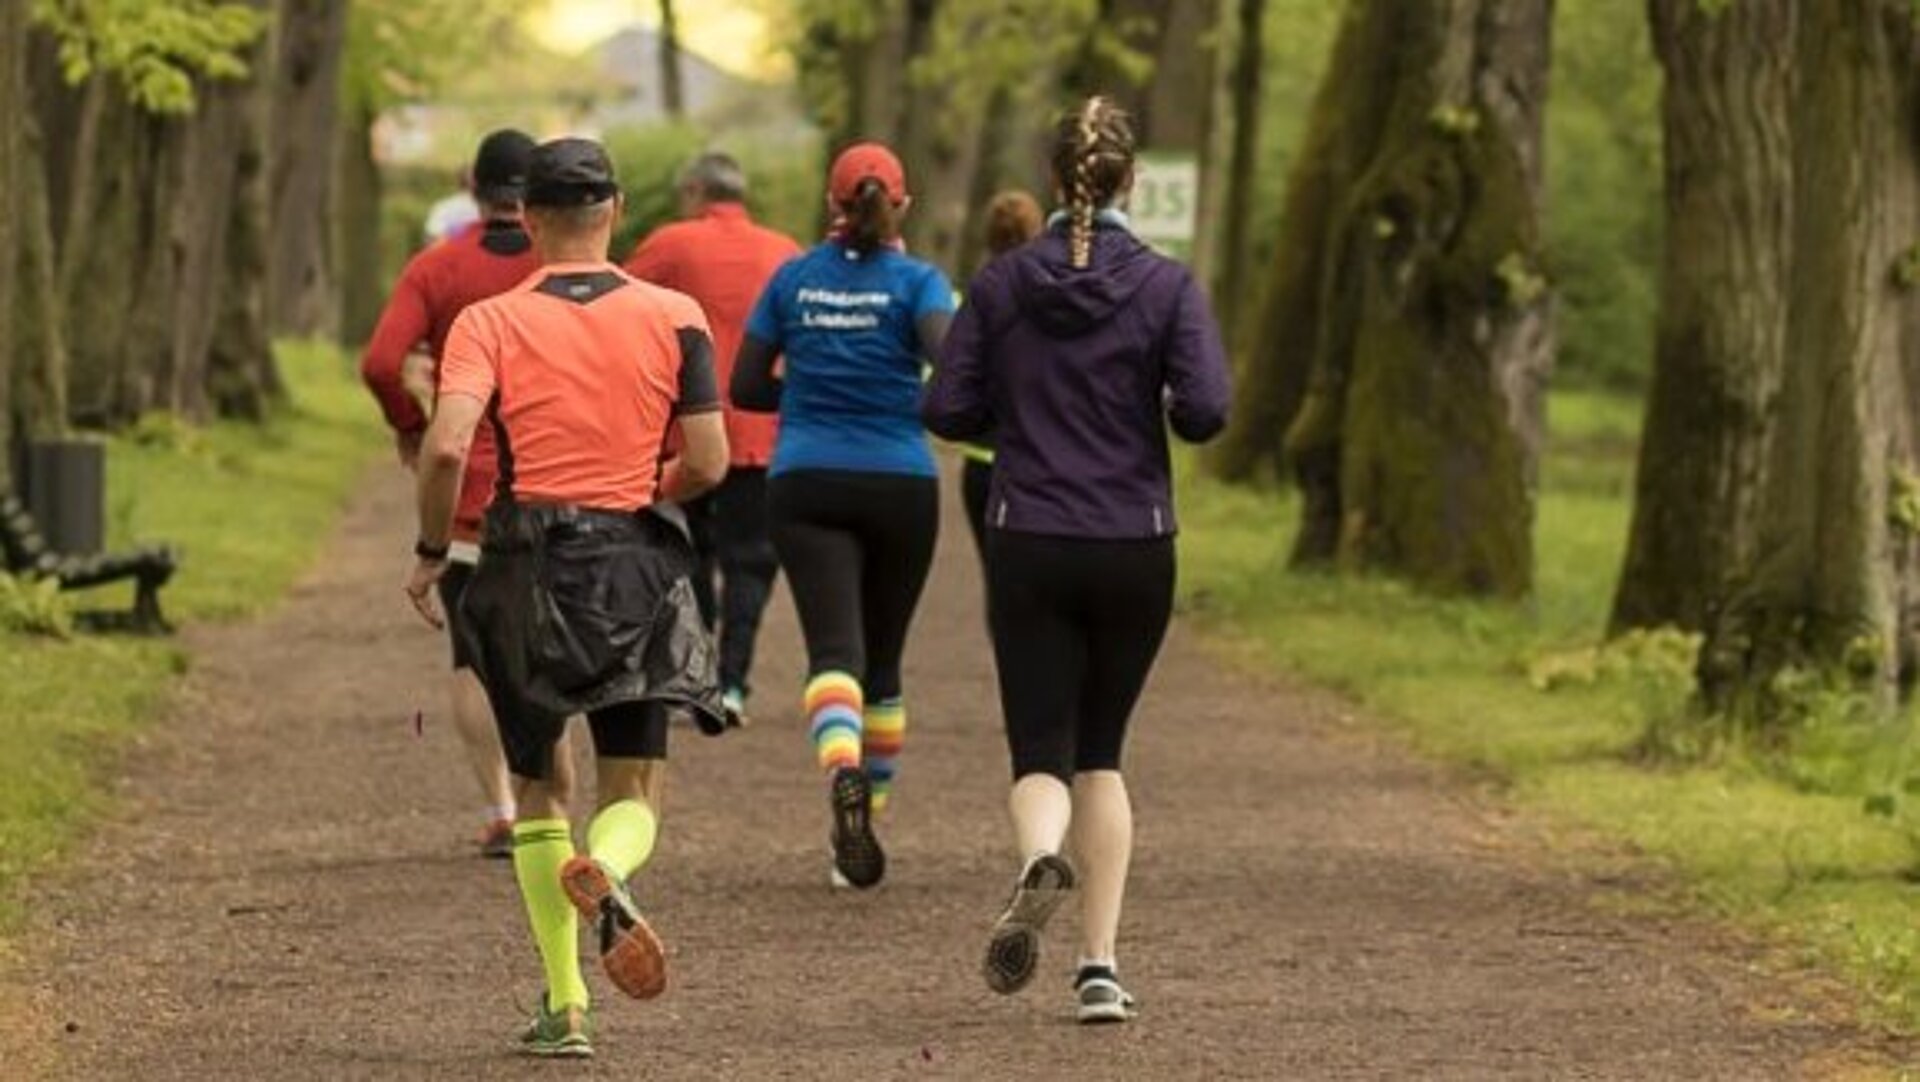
[625,153,801,726]
[362,129,563,857]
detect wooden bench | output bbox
[0,489,176,633]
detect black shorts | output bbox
[436,560,478,671]
[460,503,724,779]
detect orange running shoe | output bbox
[559,856,668,1000]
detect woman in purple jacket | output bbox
[924,97,1231,1025]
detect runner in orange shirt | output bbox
[625,153,801,726]
[405,138,729,1058]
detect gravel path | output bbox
[9,465,1909,1079]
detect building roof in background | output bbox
[596,26,804,130]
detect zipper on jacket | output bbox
[1152,506,1164,534]
[996,500,1008,528]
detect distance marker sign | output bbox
[1130,152,1199,261]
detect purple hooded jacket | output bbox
[923,222,1231,540]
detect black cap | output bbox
[525,138,621,208]
[471,129,535,205]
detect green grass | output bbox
[0,342,380,922]
[1178,388,1920,1032]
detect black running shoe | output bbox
[983,852,1077,995]
[1074,965,1137,1025]
[828,767,886,889]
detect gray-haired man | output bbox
[624,154,802,726]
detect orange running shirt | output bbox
[439,262,720,511]
[624,204,801,467]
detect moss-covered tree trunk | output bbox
[1210,3,1400,488]
[1228,0,1554,597]
[1612,0,1796,635]
[1700,0,1920,716]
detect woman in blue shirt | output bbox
[733,143,953,891]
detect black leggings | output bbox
[960,458,992,562]
[685,468,781,694]
[768,470,939,700]
[987,532,1175,781]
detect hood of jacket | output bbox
[1008,226,1166,338]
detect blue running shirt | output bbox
[745,242,955,478]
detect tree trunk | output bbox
[1700,0,1920,717]
[1264,0,1555,597]
[16,110,70,437]
[266,0,348,339]
[1211,2,1399,485]
[1611,0,1796,635]
[1135,0,1217,152]
[658,0,685,119]
[953,83,1017,281]
[335,102,383,346]
[1213,0,1266,343]
[208,54,281,422]
[1187,0,1230,288]
[0,0,21,478]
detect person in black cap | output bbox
[361,128,577,861]
[406,136,730,1058]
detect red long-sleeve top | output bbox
[361,220,541,541]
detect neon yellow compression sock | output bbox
[586,799,659,881]
[512,819,590,1010]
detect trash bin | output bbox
[24,437,105,557]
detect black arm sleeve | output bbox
[675,327,722,415]
[915,310,953,363]
[731,333,784,412]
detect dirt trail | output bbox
[9,465,1911,1079]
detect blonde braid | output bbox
[1070,97,1102,269]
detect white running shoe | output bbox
[1074,967,1138,1025]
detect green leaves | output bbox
[0,575,72,639]
[343,0,521,112]
[29,0,263,114]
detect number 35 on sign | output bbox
[1130,152,1199,262]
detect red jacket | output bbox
[625,203,801,467]
[361,220,540,541]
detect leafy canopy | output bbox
[29,0,263,114]
[344,0,523,113]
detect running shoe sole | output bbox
[829,768,886,889]
[983,853,1077,995]
[560,857,668,1000]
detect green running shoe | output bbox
[517,996,593,1058]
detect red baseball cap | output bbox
[829,143,909,204]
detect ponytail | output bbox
[841,178,898,256]
[1050,96,1137,270]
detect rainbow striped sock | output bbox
[862,699,906,810]
[806,671,864,774]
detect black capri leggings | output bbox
[987,531,1175,781]
[768,470,939,700]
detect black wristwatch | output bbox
[414,538,451,562]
